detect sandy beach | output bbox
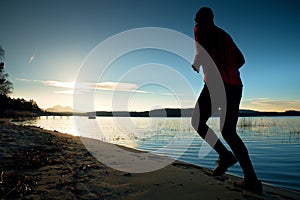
[0,119,299,200]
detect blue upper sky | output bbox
[1,0,299,111]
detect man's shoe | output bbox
[212,151,237,176]
[233,179,263,194]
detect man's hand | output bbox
[192,65,199,73]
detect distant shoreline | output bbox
[42,108,300,118]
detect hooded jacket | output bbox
[193,23,245,86]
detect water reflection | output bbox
[14,116,300,147]
[237,117,300,143]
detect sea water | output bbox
[16,116,300,191]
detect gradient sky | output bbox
[1,0,299,111]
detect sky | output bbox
[1,0,300,112]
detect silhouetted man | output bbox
[191,7,263,194]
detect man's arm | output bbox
[225,33,245,69]
[192,64,200,73]
[233,41,245,69]
[192,26,201,73]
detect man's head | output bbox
[195,7,214,25]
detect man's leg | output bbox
[221,85,258,181]
[191,85,230,158]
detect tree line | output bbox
[0,46,43,117]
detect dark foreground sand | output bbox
[0,119,299,200]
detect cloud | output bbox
[243,97,300,106]
[242,97,300,111]
[16,78,174,96]
[55,90,75,94]
[93,82,176,95]
[243,98,269,102]
[45,80,75,89]
[16,78,75,89]
[251,99,300,106]
[94,82,138,92]
[28,53,35,63]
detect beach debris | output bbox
[123,173,131,177]
[80,164,92,171]
[0,171,38,199]
[0,171,3,186]
[17,146,53,169]
[66,139,72,143]
[1,146,56,171]
[0,143,58,198]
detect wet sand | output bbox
[0,119,299,199]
